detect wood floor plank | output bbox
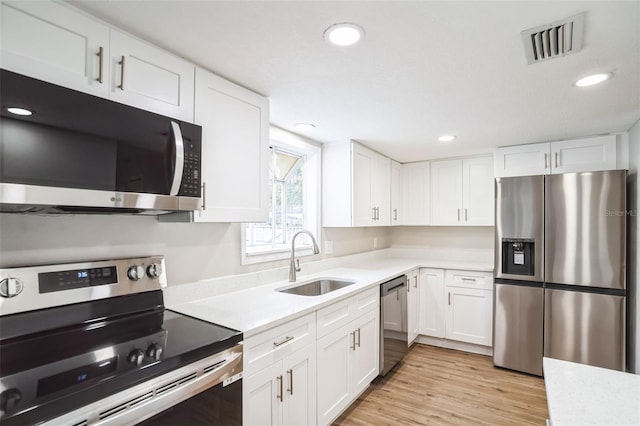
[334,344,548,425]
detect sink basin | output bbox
[277,279,356,296]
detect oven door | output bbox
[40,344,242,426]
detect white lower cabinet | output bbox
[418,268,493,347]
[243,343,316,426]
[407,269,420,345]
[316,287,379,426]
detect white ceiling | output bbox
[70,0,640,163]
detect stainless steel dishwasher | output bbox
[379,274,408,376]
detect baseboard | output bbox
[415,335,493,356]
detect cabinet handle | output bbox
[413,276,418,288]
[376,207,380,221]
[555,152,559,168]
[356,328,361,348]
[273,335,294,347]
[461,277,476,282]
[544,153,548,169]
[393,208,398,221]
[287,369,293,395]
[201,182,206,210]
[118,56,125,90]
[350,331,356,350]
[96,47,104,83]
[457,208,461,222]
[372,207,376,221]
[465,208,468,222]
[276,375,283,402]
[448,292,451,305]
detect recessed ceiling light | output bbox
[294,123,316,132]
[575,73,612,87]
[6,107,33,116]
[323,23,364,47]
[438,135,456,142]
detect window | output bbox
[242,127,321,264]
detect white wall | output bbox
[0,214,390,286]
[389,226,494,253]
[627,118,640,373]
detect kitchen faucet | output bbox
[289,230,320,282]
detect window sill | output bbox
[242,245,315,265]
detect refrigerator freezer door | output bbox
[544,288,625,371]
[495,175,545,282]
[493,282,544,375]
[545,170,626,289]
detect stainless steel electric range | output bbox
[0,256,242,426]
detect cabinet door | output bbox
[401,161,430,225]
[351,309,380,396]
[243,362,283,426]
[418,269,445,338]
[282,344,316,426]
[1,1,109,98]
[431,159,463,225]
[372,153,391,226]
[109,30,194,122]
[550,135,617,174]
[316,327,351,426]
[351,144,374,227]
[462,157,494,226]
[193,68,269,222]
[494,142,551,177]
[407,270,420,345]
[390,160,402,225]
[445,286,493,346]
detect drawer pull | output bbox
[461,277,477,282]
[273,336,294,347]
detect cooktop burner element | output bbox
[0,256,242,426]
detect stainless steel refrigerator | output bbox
[493,170,626,376]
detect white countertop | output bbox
[544,357,640,426]
[168,252,492,337]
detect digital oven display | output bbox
[38,266,117,293]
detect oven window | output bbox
[136,379,241,426]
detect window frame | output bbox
[241,127,321,265]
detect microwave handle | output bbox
[169,121,185,196]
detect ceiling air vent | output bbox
[521,13,585,64]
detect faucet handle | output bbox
[294,258,301,272]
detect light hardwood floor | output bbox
[334,344,548,425]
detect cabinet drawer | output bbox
[353,287,379,315]
[316,297,352,339]
[244,312,316,376]
[445,270,493,290]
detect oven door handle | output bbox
[169,121,185,196]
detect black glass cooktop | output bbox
[0,292,241,426]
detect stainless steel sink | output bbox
[277,279,356,296]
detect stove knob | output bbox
[128,349,145,366]
[146,263,162,279]
[127,265,144,281]
[0,388,22,413]
[0,278,24,298]
[146,343,163,361]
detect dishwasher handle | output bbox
[380,275,407,296]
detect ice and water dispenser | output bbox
[501,238,535,276]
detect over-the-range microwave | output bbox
[0,69,202,214]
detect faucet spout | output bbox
[289,230,320,282]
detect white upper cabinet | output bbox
[401,161,431,225]
[191,67,269,222]
[494,135,618,177]
[431,156,494,226]
[323,142,391,227]
[1,1,109,98]
[390,160,402,226]
[1,1,195,122]
[109,30,194,122]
